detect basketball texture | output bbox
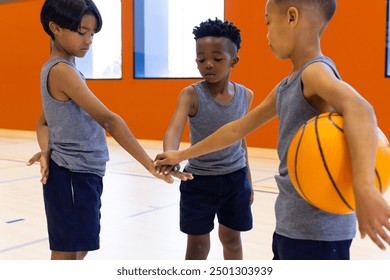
[287,112,390,214]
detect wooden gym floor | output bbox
[0,128,389,260]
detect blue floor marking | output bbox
[6,219,25,224]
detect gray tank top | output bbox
[185,81,247,175]
[41,58,109,177]
[275,56,356,241]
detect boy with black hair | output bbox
[29,0,192,260]
[158,18,254,260]
[156,1,390,259]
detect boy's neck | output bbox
[49,42,76,65]
[290,46,323,72]
[204,80,232,95]
[288,50,324,83]
[49,52,76,65]
[203,80,235,104]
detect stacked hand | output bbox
[26,149,193,185]
[152,162,192,183]
[154,151,193,181]
[154,150,184,170]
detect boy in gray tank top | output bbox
[156,18,254,260]
[155,0,390,259]
[27,0,192,260]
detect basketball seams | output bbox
[287,112,389,214]
[329,112,384,194]
[314,114,354,212]
[375,166,383,193]
[328,112,344,132]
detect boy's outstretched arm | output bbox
[155,86,278,167]
[243,88,255,204]
[156,87,195,179]
[302,63,390,250]
[49,62,180,184]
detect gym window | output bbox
[133,0,224,78]
[76,0,122,79]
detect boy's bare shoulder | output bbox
[180,85,198,99]
[302,61,335,78]
[243,86,254,107]
[244,87,254,98]
[178,85,199,117]
[49,61,80,81]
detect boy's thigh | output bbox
[44,159,103,251]
[179,175,219,235]
[272,232,352,260]
[217,167,253,232]
[180,168,253,235]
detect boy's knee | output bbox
[220,233,242,250]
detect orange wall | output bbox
[1,0,389,149]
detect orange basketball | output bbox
[287,112,390,214]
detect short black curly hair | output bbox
[193,18,242,52]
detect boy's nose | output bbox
[205,61,213,69]
[86,35,93,45]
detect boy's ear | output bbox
[48,21,61,34]
[231,55,240,68]
[287,7,299,28]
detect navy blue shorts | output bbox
[43,159,103,252]
[272,232,352,260]
[179,167,253,235]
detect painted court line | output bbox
[0,175,40,185]
[0,238,48,254]
[6,219,25,224]
[124,203,177,219]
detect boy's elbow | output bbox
[228,121,245,141]
[100,112,119,133]
[36,119,48,131]
[362,100,377,123]
[346,98,376,119]
[352,100,378,128]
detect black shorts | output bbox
[272,232,353,260]
[179,167,253,235]
[43,159,103,252]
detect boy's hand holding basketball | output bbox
[27,150,50,184]
[354,187,390,250]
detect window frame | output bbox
[386,0,390,77]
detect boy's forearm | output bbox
[243,139,252,184]
[344,104,378,193]
[181,121,242,160]
[104,113,154,170]
[36,121,49,152]
[163,130,182,152]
